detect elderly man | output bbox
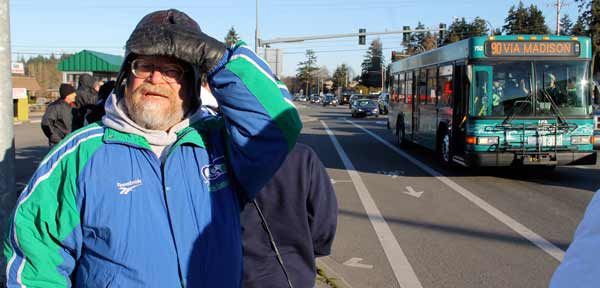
[4,9,301,288]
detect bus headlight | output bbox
[571,136,592,145]
[477,136,499,145]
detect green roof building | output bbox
[57,50,124,87]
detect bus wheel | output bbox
[397,122,406,147]
[438,131,452,165]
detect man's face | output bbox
[65,92,76,104]
[124,55,189,131]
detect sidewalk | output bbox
[14,111,43,125]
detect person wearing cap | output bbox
[4,9,301,288]
[40,83,77,147]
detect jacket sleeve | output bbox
[208,41,302,200]
[550,191,600,287]
[306,148,338,256]
[41,106,62,143]
[3,140,85,287]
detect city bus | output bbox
[387,35,597,167]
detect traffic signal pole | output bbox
[0,0,16,283]
[260,28,446,47]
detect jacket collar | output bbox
[102,122,213,151]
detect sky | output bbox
[9,0,582,77]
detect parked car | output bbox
[351,99,379,118]
[322,94,338,106]
[348,94,364,109]
[377,92,390,115]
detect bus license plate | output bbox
[528,135,563,146]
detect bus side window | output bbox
[437,65,453,107]
[399,73,406,102]
[406,72,413,104]
[427,67,437,105]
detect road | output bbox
[299,102,599,288]
[12,104,600,288]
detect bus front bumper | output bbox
[464,151,597,167]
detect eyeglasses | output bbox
[131,59,185,83]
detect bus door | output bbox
[414,69,427,143]
[451,64,470,157]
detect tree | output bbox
[503,2,529,34]
[571,14,589,36]
[441,17,489,45]
[527,4,550,34]
[559,14,574,35]
[332,64,350,90]
[574,0,600,74]
[503,2,549,34]
[281,76,301,94]
[224,26,239,47]
[360,39,384,87]
[296,50,318,96]
[403,22,438,55]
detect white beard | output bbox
[125,83,185,131]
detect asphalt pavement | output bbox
[11,104,600,288]
[299,102,600,288]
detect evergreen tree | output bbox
[560,14,574,35]
[441,17,489,45]
[224,26,240,47]
[360,39,384,87]
[296,50,318,95]
[571,14,589,35]
[503,2,549,34]
[503,2,530,34]
[527,4,550,34]
[332,64,350,90]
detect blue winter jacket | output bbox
[3,42,302,288]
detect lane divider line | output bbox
[346,119,565,262]
[321,120,424,288]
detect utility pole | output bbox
[255,0,259,52]
[551,0,568,35]
[0,0,16,283]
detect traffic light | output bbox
[358,28,366,45]
[439,23,447,40]
[402,26,411,43]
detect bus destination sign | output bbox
[484,41,580,57]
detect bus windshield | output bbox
[471,61,591,117]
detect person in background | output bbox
[73,74,98,128]
[41,83,77,147]
[242,143,338,288]
[85,80,116,123]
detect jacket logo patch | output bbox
[201,156,228,183]
[117,179,143,195]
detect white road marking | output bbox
[347,119,565,262]
[331,178,353,184]
[343,258,374,269]
[404,186,424,198]
[321,120,424,288]
[30,119,41,124]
